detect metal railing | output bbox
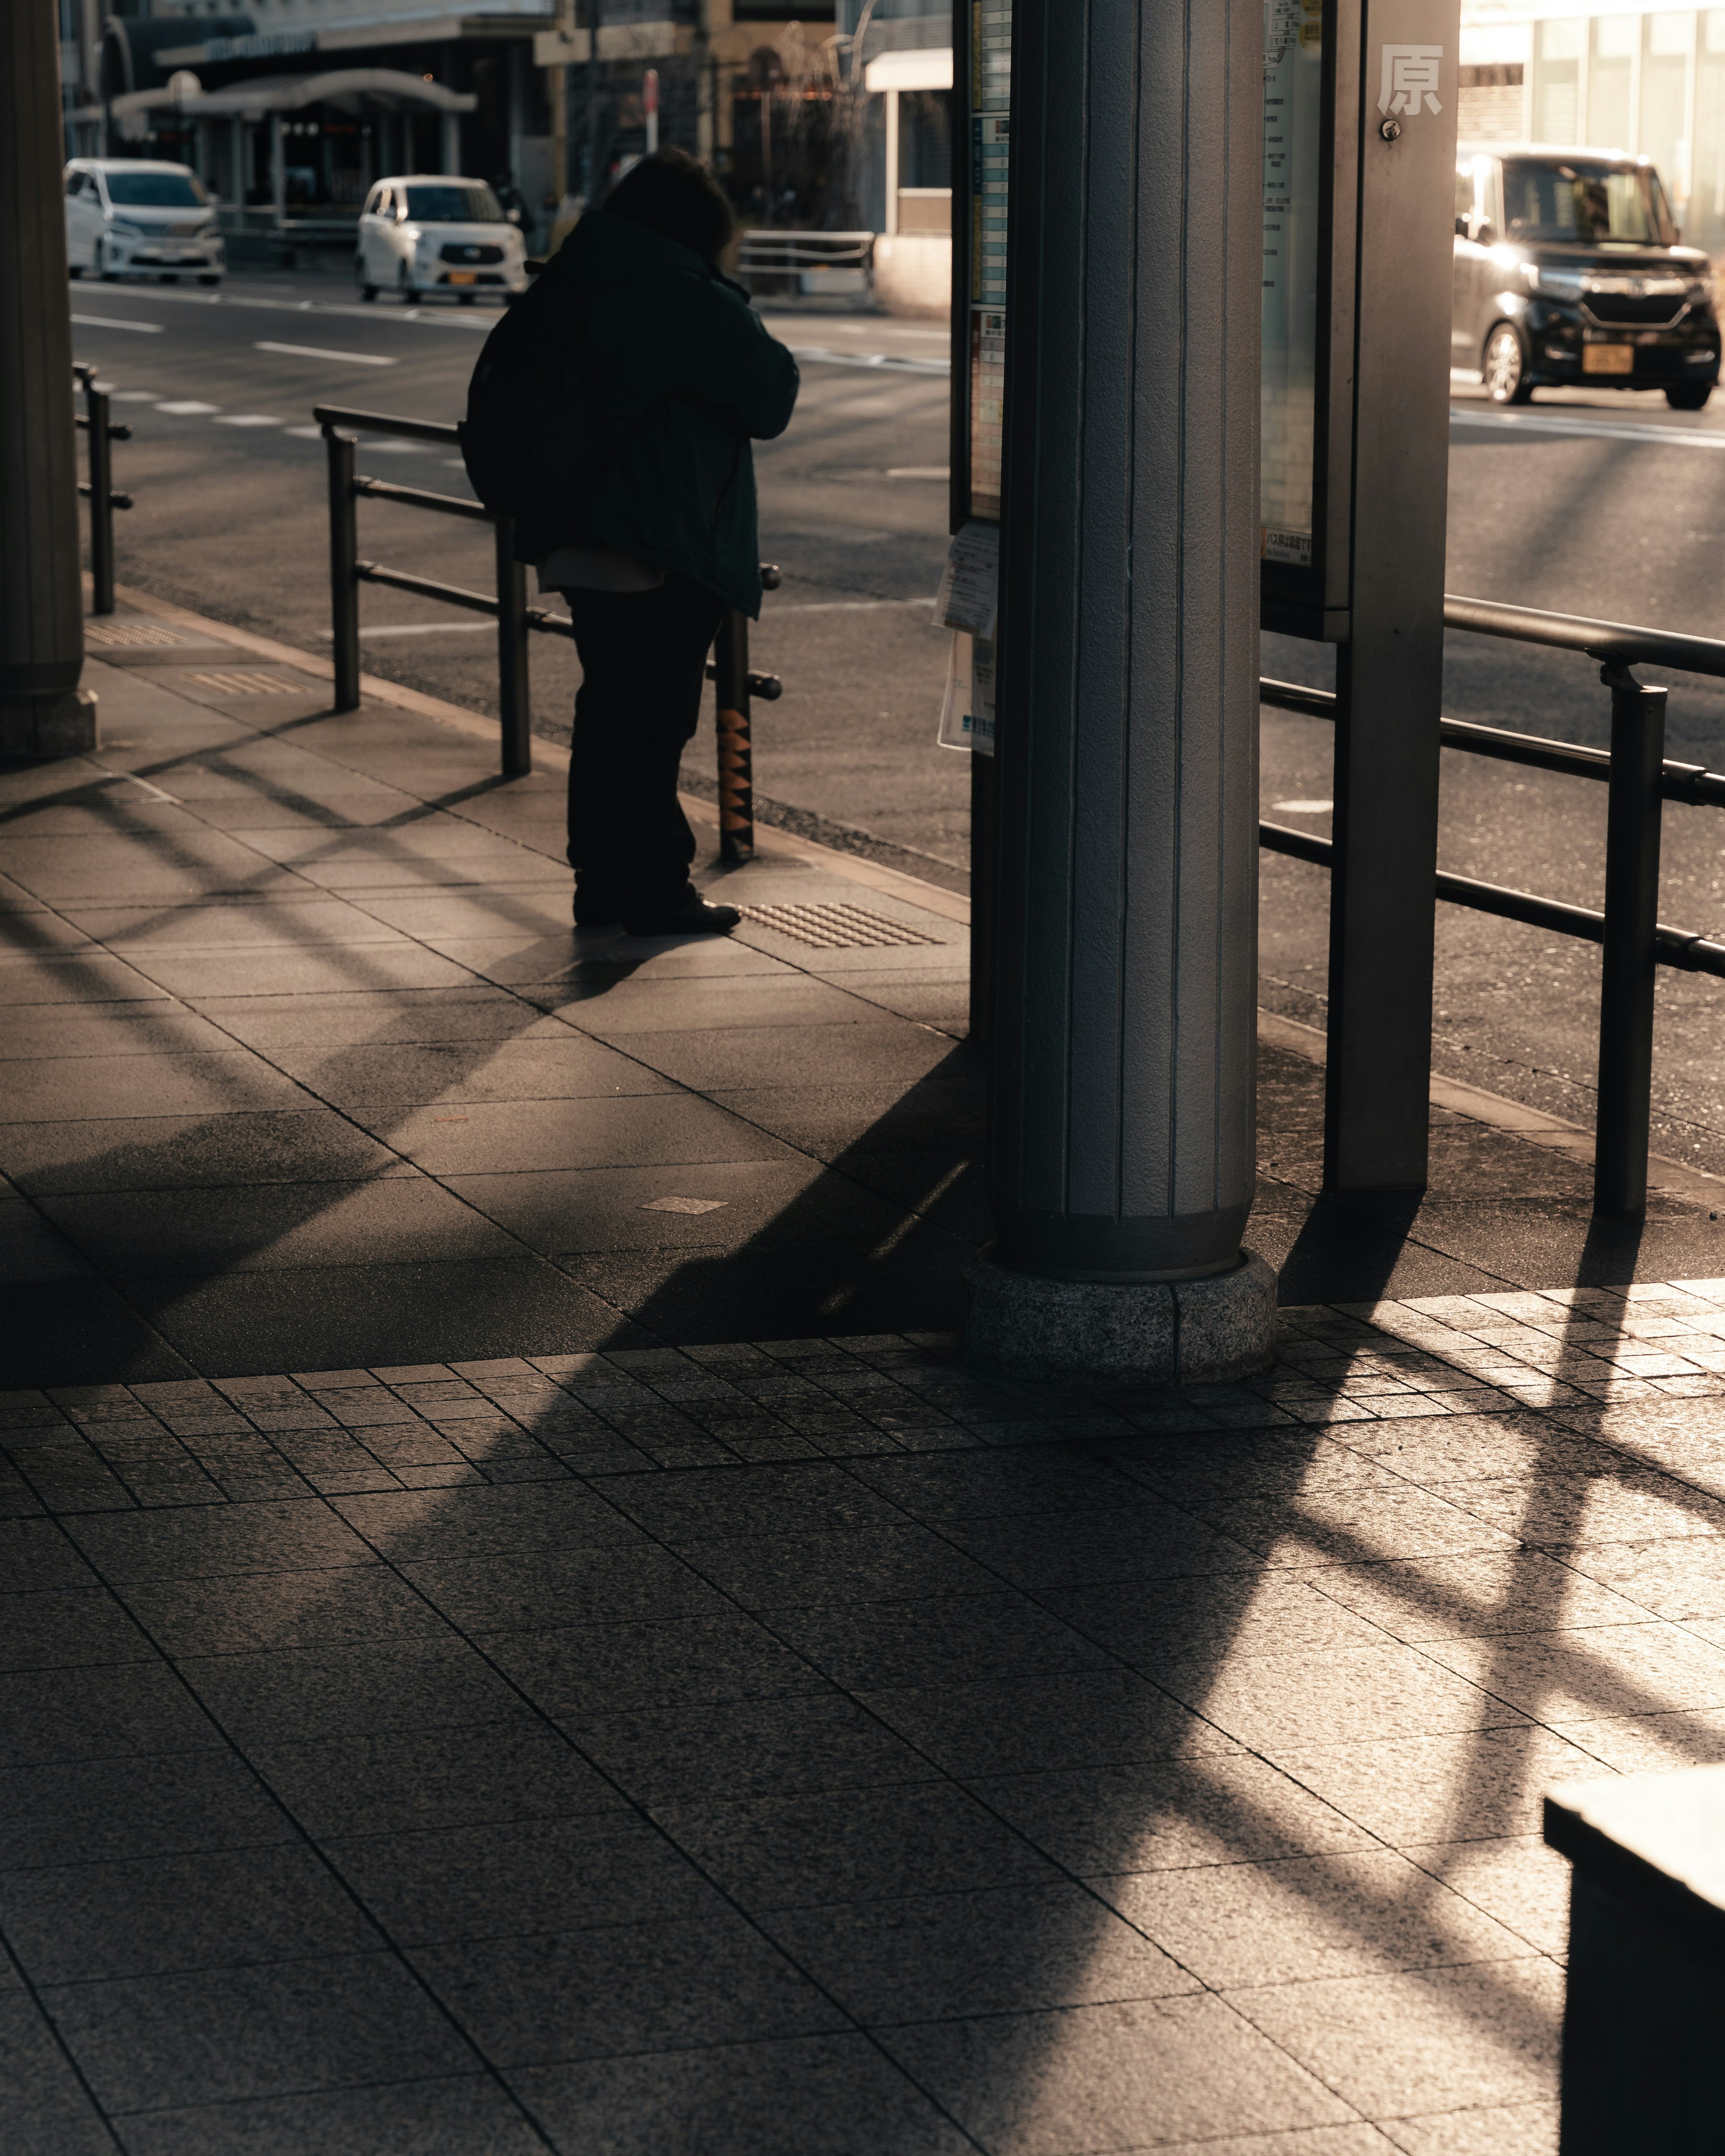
[1260,594,1725,1214]
[72,362,132,616]
[736,230,875,296]
[315,404,783,847]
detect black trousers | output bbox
[562,573,727,919]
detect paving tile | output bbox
[859,1667,1237,1778]
[249,1722,625,1838]
[769,1590,1114,1689]
[331,1479,639,1559]
[0,1750,290,1872]
[398,1543,727,1631]
[654,1781,1062,1910]
[0,1586,154,1670]
[1417,1620,1725,1720]
[42,1952,473,2112]
[1343,1415,1634,1485]
[0,1991,115,2156]
[0,1662,221,1769]
[1448,1468,1725,1546]
[1192,1486,1522,1568]
[1403,1836,1572,1957]
[1379,2102,1559,2156]
[413,1909,844,2064]
[116,2075,547,2156]
[326,1814,720,1944]
[593,1461,905,1538]
[1039,1573,1395,1673]
[938,1506,1258,1590]
[0,1842,379,1983]
[0,1052,306,1123]
[845,1449,1156,1520]
[485,1611,831,1716]
[1163,1642,1525,1751]
[270,1034,668,1111]
[120,1565,451,1655]
[69,1499,372,1582]
[1270,1726,1618,1842]
[1229,1960,1563,2118]
[568,1691,929,1804]
[0,1517,98,1590]
[1543,1704,1725,1772]
[37,1180,523,1272]
[764,1880,1196,2021]
[177,1636,530,1742]
[969,1756,1376,1873]
[1299,1551,1652,1644]
[1097,1849,1531,1990]
[879,1993,1355,2155]
[663,1523,1002,1609]
[1557,1536,1725,1618]
[359,1093,792,1176]
[509,2033,973,2156]
[0,1001,237,1061]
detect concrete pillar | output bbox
[966,0,1272,1387]
[442,109,461,176]
[883,88,898,233]
[229,115,245,206]
[269,111,285,227]
[0,0,97,758]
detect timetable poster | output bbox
[969,1,1010,518]
[1261,0,1322,567]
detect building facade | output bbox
[1461,0,1725,254]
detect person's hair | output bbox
[603,148,734,264]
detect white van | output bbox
[66,160,225,286]
[356,177,529,305]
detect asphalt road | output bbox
[67,264,1725,1171]
[68,264,964,867]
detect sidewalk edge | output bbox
[1258,1006,1723,1206]
[102,580,972,926]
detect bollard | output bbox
[84,380,118,614]
[1593,666,1668,1216]
[713,607,754,865]
[493,516,532,778]
[324,427,361,713]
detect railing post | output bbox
[493,514,531,777]
[84,376,115,615]
[324,426,361,713]
[713,606,754,864]
[1594,665,1668,1216]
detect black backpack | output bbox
[458,263,604,521]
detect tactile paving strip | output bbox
[180,670,301,696]
[84,623,191,648]
[740,901,941,950]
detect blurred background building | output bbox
[1461,0,1725,255]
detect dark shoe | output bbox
[623,895,741,938]
[573,902,622,928]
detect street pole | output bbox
[966,0,1274,1386]
[586,0,603,204]
[1,0,97,759]
[644,68,659,157]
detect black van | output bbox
[1453,146,1720,410]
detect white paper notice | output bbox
[937,630,996,756]
[935,520,1000,638]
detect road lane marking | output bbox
[71,314,164,332]
[283,425,325,439]
[154,400,220,414]
[64,283,495,332]
[1451,406,1725,450]
[106,389,162,402]
[315,623,492,637]
[255,340,398,366]
[1271,799,1334,813]
[213,414,284,427]
[786,344,951,376]
[886,466,949,478]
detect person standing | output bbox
[519,150,799,935]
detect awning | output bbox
[106,67,478,124]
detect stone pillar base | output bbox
[0,688,97,761]
[0,690,97,767]
[965,1248,1276,1387]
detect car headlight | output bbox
[111,218,141,236]
[1521,262,1584,299]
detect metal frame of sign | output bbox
[950,0,1009,537]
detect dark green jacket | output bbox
[533,210,799,618]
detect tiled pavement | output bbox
[13,605,1725,2150]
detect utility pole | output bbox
[585,0,603,203]
[1,0,97,758]
[966,0,1273,1385]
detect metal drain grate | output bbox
[181,670,299,696]
[84,623,190,648]
[740,901,941,950]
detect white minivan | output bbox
[356,176,529,305]
[66,160,225,285]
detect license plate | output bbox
[447,270,477,285]
[1584,344,1635,375]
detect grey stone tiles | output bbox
[10,1294,1725,2151]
